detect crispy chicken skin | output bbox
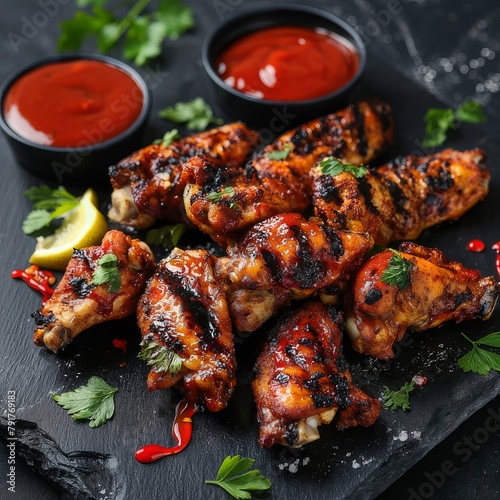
[215,212,373,331]
[185,99,393,245]
[32,230,155,352]
[108,122,259,228]
[346,242,499,359]
[136,248,236,412]
[311,148,489,245]
[253,302,380,448]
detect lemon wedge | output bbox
[29,188,108,271]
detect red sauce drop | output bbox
[135,400,196,463]
[492,242,500,281]
[466,239,486,252]
[112,338,128,354]
[3,59,144,147]
[216,26,359,101]
[12,265,56,304]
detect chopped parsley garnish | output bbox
[52,376,118,428]
[205,455,272,499]
[91,254,121,293]
[319,157,367,178]
[458,331,500,375]
[380,249,412,290]
[138,339,182,376]
[145,223,186,248]
[266,144,293,160]
[153,128,180,147]
[382,381,415,411]
[205,187,236,208]
[158,97,223,131]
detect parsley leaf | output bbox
[52,376,118,428]
[205,187,236,208]
[138,338,182,376]
[382,381,415,411]
[91,254,121,293]
[423,100,486,148]
[205,455,272,499]
[58,0,194,66]
[152,128,181,147]
[22,186,80,237]
[319,157,367,178]
[266,144,293,160]
[458,332,500,375]
[158,97,223,130]
[381,249,412,290]
[146,223,186,248]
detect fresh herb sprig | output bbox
[52,376,118,428]
[319,157,367,178]
[423,100,486,148]
[158,97,223,131]
[153,128,180,147]
[138,339,182,376]
[458,332,500,375]
[266,144,293,160]
[382,381,415,411]
[146,223,186,248]
[206,187,236,208]
[381,249,412,290]
[22,185,80,237]
[91,254,121,293]
[58,0,194,66]
[205,455,272,499]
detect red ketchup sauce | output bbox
[3,60,144,147]
[12,265,55,304]
[135,400,197,463]
[216,26,359,101]
[466,239,485,252]
[493,242,500,281]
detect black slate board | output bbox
[1,1,500,499]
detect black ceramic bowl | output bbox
[202,4,366,127]
[0,53,151,186]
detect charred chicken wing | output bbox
[136,248,236,412]
[185,99,393,244]
[108,122,259,228]
[346,242,499,359]
[253,302,380,448]
[32,230,155,352]
[312,148,489,245]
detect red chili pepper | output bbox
[12,265,56,304]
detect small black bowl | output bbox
[202,3,366,128]
[0,53,151,186]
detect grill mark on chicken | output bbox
[68,277,95,298]
[352,102,368,157]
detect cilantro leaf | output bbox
[155,0,194,39]
[138,338,182,376]
[458,332,500,375]
[53,376,118,428]
[455,100,487,123]
[152,128,181,147]
[205,455,272,499]
[158,97,223,131]
[319,157,367,178]
[266,145,292,160]
[205,187,236,208]
[380,249,412,290]
[91,254,121,293]
[124,17,166,66]
[146,223,186,248]
[382,381,415,411]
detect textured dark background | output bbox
[1,1,500,499]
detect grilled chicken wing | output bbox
[311,148,489,245]
[216,212,372,330]
[136,248,236,412]
[253,302,380,448]
[346,242,499,359]
[185,99,393,245]
[32,230,155,352]
[108,122,259,228]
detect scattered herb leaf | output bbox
[138,339,182,375]
[319,157,367,178]
[153,128,181,147]
[158,97,223,130]
[91,254,121,293]
[205,455,272,500]
[205,187,236,208]
[58,0,194,66]
[382,381,415,411]
[266,144,292,160]
[22,186,79,237]
[145,223,186,248]
[381,249,412,290]
[423,100,486,148]
[52,376,118,428]
[458,332,500,375]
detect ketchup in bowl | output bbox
[215,26,359,102]
[3,59,144,148]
